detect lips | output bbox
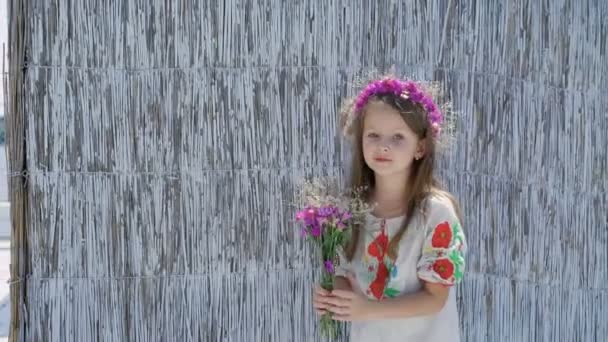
[374,157,392,162]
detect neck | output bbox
[371,171,410,216]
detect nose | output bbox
[376,136,392,153]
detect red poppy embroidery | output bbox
[433,259,454,280]
[431,222,452,248]
[366,221,391,300]
[367,229,389,257]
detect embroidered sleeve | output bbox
[416,201,467,286]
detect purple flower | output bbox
[409,91,424,102]
[303,217,316,227]
[405,81,417,92]
[355,99,365,110]
[300,207,317,226]
[422,97,436,112]
[429,110,442,123]
[317,206,337,218]
[353,78,444,138]
[386,79,399,92]
[341,211,352,221]
[324,260,334,274]
[295,210,305,221]
[310,223,322,237]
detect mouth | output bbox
[374,157,392,162]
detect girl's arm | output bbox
[365,281,449,319]
[328,198,467,321]
[327,281,449,321]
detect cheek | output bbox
[362,140,374,159]
[389,140,410,152]
[391,141,417,161]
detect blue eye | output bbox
[393,134,404,141]
[367,133,380,139]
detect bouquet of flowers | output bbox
[294,178,370,338]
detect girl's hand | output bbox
[325,288,376,322]
[312,284,333,316]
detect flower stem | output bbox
[320,270,334,292]
[318,268,340,339]
[319,312,339,339]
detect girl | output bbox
[313,77,467,341]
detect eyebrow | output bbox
[363,126,409,133]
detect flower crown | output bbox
[354,78,444,138]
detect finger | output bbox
[314,284,330,295]
[313,294,333,305]
[315,290,331,298]
[313,301,328,309]
[331,289,355,299]
[326,305,350,316]
[313,297,332,307]
[324,296,351,308]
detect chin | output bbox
[368,164,398,176]
[368,162,410,177]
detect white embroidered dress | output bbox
[336,194,467,342]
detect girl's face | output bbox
[362,101,425,177]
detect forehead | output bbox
[362,101,410,130]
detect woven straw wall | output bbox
[4,1,606,341]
